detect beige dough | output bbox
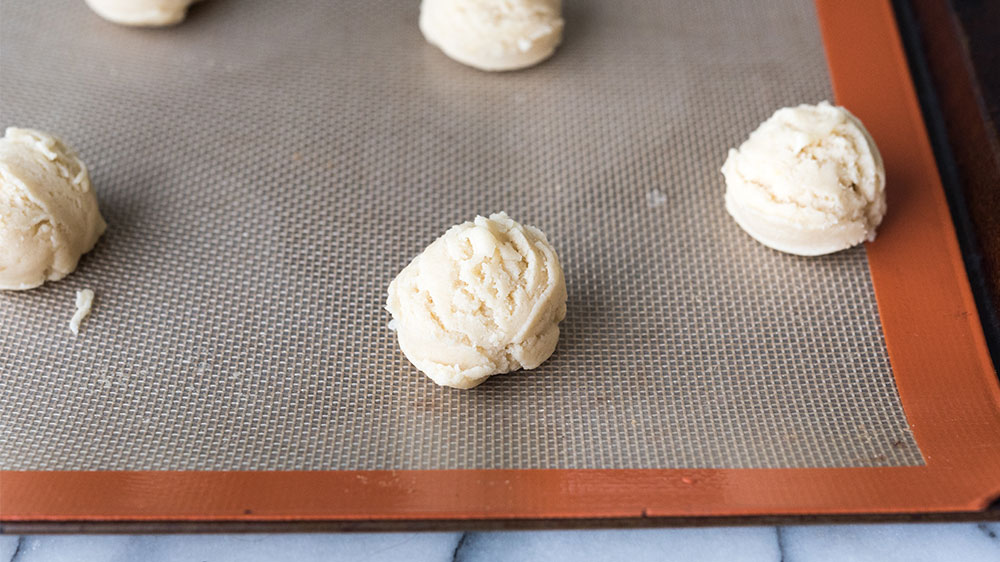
[420,0,564,71]
[85,0,199,26]
[70,289,95,335]
[721,101,886,256]
[386,212,567,389]
[0,128,106,290]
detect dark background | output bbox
[898,0,1000,366]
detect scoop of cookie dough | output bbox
[419,0,564,72]
[721,101,886,256]
[0,128,106,290]
[387,212,567,389]
[85,0,199,26]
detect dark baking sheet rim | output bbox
[894,0,1000,365]
[2,0,1000,531]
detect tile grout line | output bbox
[977,523,998,541]
[8,537,24,562]
[451,532,469,562]
[776,526,788,562]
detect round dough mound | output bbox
[419,0,564,72]
[387,212,567,389]
[0,128,106,290]
[721,101,886,256]
[85,0,199,26]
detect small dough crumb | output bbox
[85,0,200,27]
[420,0,564,72]
[0,127,106,290]
[646,189,668,207]
[387,212,567,389]
[721,101,886,256]
[70,289,95,335]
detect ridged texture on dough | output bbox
[0,128,106,290]
[722,101,886,256]
[387,212,567,389]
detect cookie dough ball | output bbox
[0,128,106,290]
[85,0,199,26]
[420,0,564,72]
[721,101,886,256]
[387,212,567,389]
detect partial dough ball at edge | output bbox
[420,0,564,72]
[0,127,106,290]
[85,0,199,26]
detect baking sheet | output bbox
[0,0,922,471]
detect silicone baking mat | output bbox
[0,0,920,471]
[2,0,999,525]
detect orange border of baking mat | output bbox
[2,0,999,524]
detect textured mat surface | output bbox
[0,0,922,470]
